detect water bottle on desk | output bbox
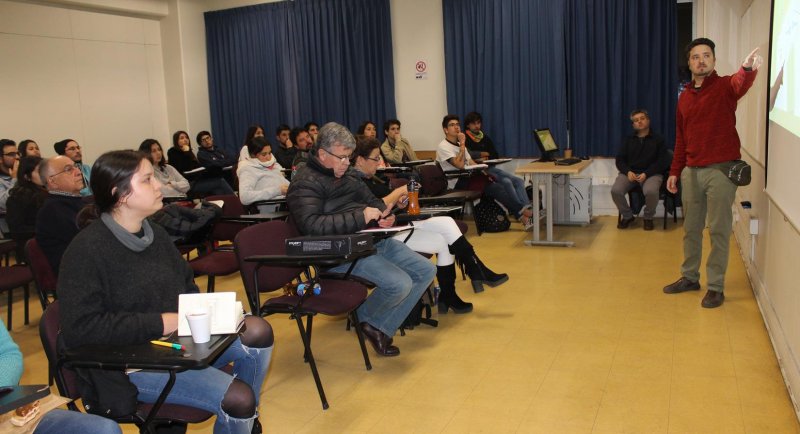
[407,178,421,215]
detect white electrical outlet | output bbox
[750,219,759,235]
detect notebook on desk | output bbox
[177,292,245,336]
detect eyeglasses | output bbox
[365,155,381,162]
[2,152,19,157]
[49,163,80,179]
[447,122,460,128]
[321,148,352,164]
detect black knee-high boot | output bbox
[450,236,509,293]
[437,264,473,314]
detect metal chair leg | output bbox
[23,284,29,325]
[294,315,328,409]
[303,315,313,363]
[207,275,215,293]
[350,311,372,371]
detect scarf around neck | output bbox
[467,130,484,143]
[101,212,154,252]
[256,154,278,170]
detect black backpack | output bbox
[399,289,438,334]
[474,199,511,233]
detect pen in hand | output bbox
[151,340,185,350]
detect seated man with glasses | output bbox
[436,114,533,229]
[35,155,90,275]
[0,139,18,214]
[287,122,436,357]
[54,138,92,196]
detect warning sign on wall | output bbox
[415,60,427,80]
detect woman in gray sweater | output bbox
[58,150,273,433]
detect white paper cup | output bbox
[186,312,211,344]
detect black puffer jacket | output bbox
[288,154,385,235]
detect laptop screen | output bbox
[534,128,559,153]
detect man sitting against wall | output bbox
[290,126,314,170]
[287,122,436,357]
[611,109,669,231]
[436,114,533,229]
[380,119,418,165]
[272,124,297,169]
[35,155,89,275]
[464,111,530,216]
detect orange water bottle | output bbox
[407,179,420,215]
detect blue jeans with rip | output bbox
[328,238,436,337]
[34,409,122,434]
[129,337,272,434]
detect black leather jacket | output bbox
[288,154,385,235]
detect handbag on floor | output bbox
[474,199,511,233]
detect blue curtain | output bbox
[443,0,677,157]
[565,0,678,156]
[443,0,569,157]
[205,0,396,154]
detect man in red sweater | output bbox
[663,38,761,308]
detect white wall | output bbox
[0,0,169,164]
[390,0,448,150]
[698,0,800,419]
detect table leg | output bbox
[524,173,575,247]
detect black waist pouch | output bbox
[723,160,751,186]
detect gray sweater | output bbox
[59,219,199,349]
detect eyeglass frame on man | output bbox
[321,147,352,164]
[2,151,19,158]
[49,163,80,179]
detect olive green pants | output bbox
[680,163,738,293]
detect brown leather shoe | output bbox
[663,277,700,294]
[358,322,400,357]
[617,216,635,229]
[701,290,725,308]
[643,219,654,231]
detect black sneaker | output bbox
[617,216,635,229]
[643,219,654,231]
[663,277,700,294]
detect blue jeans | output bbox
[484,167,530,218]
[129,337,272,434]
[34,409,121,434]
[328,238,436,337]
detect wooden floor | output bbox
[5,216,799,433]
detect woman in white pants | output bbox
[352,136,509,314]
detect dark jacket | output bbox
[465,132,500,160]
[148,201,222,243]
[273,144,298,170]
[35,194,88,275]
[287,154,385,236]
[166,147,200,174]
[615,132,669,177]
[197,146,235,170]
[6,184,47,236]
